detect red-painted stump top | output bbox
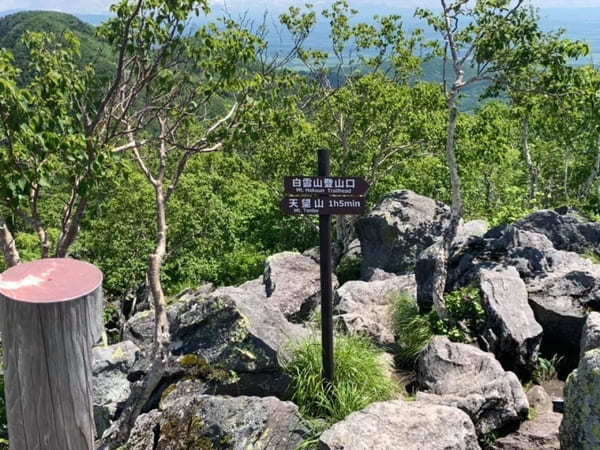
[0,258,103,304]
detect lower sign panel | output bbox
[280,197,365,215]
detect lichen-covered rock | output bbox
[580,312,600,359]
[318,399,480,450]
[333,274,416,347]
[515,208,600,258]
[417,336,528,435]
[560,349,600,449]
[356,190,452,278]
[264,251,338,322]
[123,284,308,398]
[417,223,600,360]
[126,380,308,450]
[92,341,140,436]
[479,266,543,375]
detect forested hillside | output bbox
[1,1,600,448]
[0,11,114,81]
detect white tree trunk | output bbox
[431,90,463,319]
[521,115,537,203]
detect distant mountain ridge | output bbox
[0,10,115,81]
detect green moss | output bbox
[180,354,200,369]
[161,383,178,403]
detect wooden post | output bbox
[318,148,335,384]
[0,258,103,450]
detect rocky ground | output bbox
[90,190,600,449]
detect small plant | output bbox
[581,249,600,265]
[284,333,397,423]
[481,430,498,446]
[391,286,486,368]
[532,355,563,384]
[392,293,433,369]
[335,257,361,285]
[527,407,538,421]
[432,285,486,343]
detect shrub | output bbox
[431,285,486,343]
[391,286,486,368]
[284,334,397,423]
[336,257,362,285]
[392,293,433,369]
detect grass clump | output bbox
[532,354,563,384]
[392,293,433,369]
[284,333,397,423]
[392,286,486,368]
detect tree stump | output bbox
[0,258,103,450]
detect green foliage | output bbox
[432,286,486,343]
[533,355,563,384]
[0,11,115,84]
[392,286,486,368]
[284,334,397,423]
[392,293,433,369]
[582,250,600,265]
[335,257,361,285]
[528,407,538,421]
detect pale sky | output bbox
[2,0,600,14]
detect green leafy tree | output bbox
[415,0,589,316]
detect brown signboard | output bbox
[280,196,365,215]
[284,176,369,196]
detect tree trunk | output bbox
[521,115,537,203]
[0,218,20,268]
[579,134,600,201]
[0,259,103,450]
[431,91,463,319]
[110,185,171,448]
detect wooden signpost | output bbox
[280,149,368,384]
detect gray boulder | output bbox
[560,349,600,449]
[264,251,338,322]
[319,400,480,450]
[356,190,451,278]
[491,411,561,450]
[417,222,600,360]
[123,284,308,398]
[580,312,600,359]
[333,274,417,347]
[459,219,489,238]
[526,385,553,414]
[479,266,543,375]
[92,341,140,436]
[417,336,528,435]
[515,208,600,258]
[127,380,308,450]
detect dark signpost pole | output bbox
[281,149,368,387]
[318,148,334,384]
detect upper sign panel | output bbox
[284,176,369,196]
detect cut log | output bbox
[0,258,103,450]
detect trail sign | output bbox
[279,149,369,387]
[280,196,365,215]
[284,176,369,196]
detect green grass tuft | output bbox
[284,333,397,423]
[391,286,486,368]
[392,293,433,369]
